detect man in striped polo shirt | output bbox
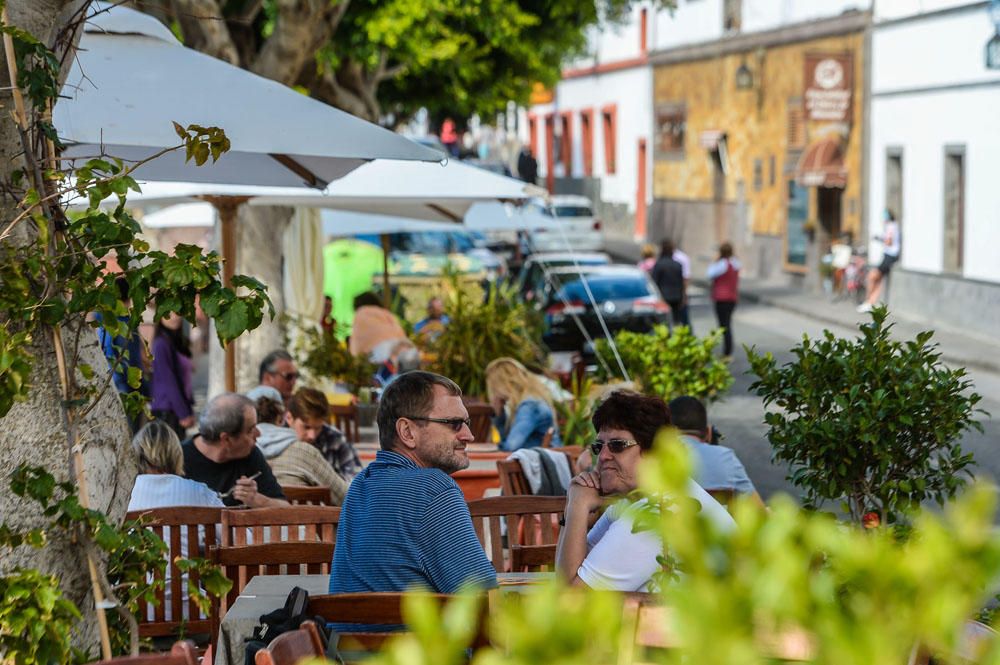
[330,371,498,594]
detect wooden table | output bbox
[216,572,547,665]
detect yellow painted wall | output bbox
[652,32,865,237]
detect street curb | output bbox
[741,288,1000,376]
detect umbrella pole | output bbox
[381,233,391,309]
[204,196,249,392]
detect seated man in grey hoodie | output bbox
[247,385,348,505]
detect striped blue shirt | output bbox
[329,450,498,595]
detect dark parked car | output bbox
[517,251,611,303]
[540,265,671,355]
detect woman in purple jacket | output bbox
[150,313,195,438]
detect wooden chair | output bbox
[123,507,223,642]
[212,541,335,619]
[623,599,814,663]
[281,485,334,506]
[89,640,199,665]
[497,459,532,496]
[467,496,566,572]
[705,488,736,512]
[253,620,326,665]
[308,592,487,655]
[329,403,360,443]
[496,447,586,496]
[220,506,341,546]
[466,402,494,443]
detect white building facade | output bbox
[527,0,871,252]
[525,3,655,244]
[868,0,1000,337]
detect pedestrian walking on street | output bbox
[516,146,538,185]
[651,239,686,327]
[708,242,740,359]
[857,209,901,313]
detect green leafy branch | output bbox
[2,465,232,657]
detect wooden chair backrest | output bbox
[308,593,486,653]
[213,542,335,618]
[496,447,585,496]
[466,496,566,572]
[220,506,341,546]
[123,507,223,639]
[329,403,360,443]
[705,488,736,512]
[253,620,326,665]
[497,459,532,496]
[90,640,199,665]
[624,599,814,662]
[466,402,494,443]
[281,485,334,506]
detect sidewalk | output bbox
[737,277,1000,375]
[603,235,1000,374]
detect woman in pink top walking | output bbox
[707,242,740,359]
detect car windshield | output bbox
[552,205,593,218]
[553,274,653,302]
[388,231,481,254]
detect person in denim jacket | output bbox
[486,358,562,451]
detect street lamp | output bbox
[735,58,754,90]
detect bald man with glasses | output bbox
[555,391,734,591]
[329,371,497,596]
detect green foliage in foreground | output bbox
[366,435,1000,664]
[594,325,733,402]
[747,306,983,524]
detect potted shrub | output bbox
[424,282,543,398]
[295,324,377,424]
[747,307,983,524]
[593,325,733,402]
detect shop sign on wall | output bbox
[804,53,853,122]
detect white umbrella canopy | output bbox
[139,202,216,228]
[54,3,443,188]
[248,160,547,221]
[463,202,561,232]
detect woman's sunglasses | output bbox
[404,416,472,432]
[590,438,640,455]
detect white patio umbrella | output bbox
[55,3,442,188]
[248,159,546,221]
[54,3,444,390]
[139,202,216,229]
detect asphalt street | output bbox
[683,289,1000,504]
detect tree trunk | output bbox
[208,205,293,396]
[0,2,133,654]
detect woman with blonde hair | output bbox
[128,420,223,510]
[485,357,562,451]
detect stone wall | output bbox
[889,269,1000,341]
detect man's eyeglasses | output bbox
[404,416,472,432]
[273,371,299,381]
[590,438,640,456]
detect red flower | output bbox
[862,512,881,529]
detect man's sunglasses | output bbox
[273,371,299,381]
[590,438,640,455]
[404,416,472,432]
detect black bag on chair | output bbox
[244,587,341,665]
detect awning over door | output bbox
[796,137,847,188]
